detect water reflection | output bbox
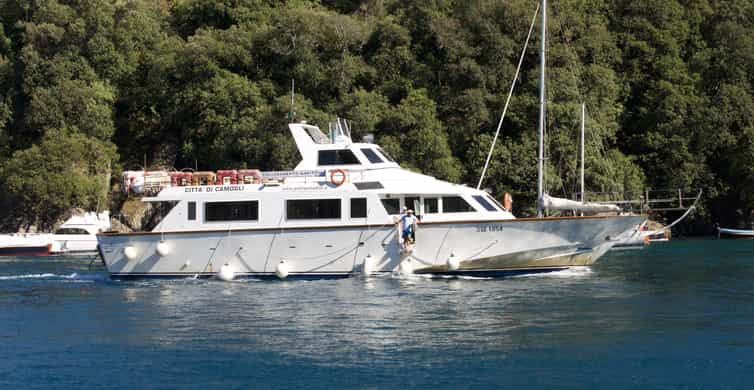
[4,243,754,378]
[99,267,642,367]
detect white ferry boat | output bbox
[98,0,643,279]
[97,121,642,280]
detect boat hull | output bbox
[50,235,100,255]
[97,215,642,280]
[0,244,52,257]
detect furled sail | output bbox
[542,194,621,213]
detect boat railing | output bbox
[120,167,372,197]
[328,117,352,144]
[578,188,702,215]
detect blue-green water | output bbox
[1,239,753,389]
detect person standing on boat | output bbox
[400,209,418,249]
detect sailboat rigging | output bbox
[95,0,643,281]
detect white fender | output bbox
[276,260,289,279]
[362,255,375,276]
[124,245,138,260]
[156,241,170,257]
[447,254,460,271]
[217,263,235,281]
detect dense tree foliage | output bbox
[0,0,752,230]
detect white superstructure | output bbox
[49,211,111,254]
[97,122,642,280]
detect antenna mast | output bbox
[537,0,547,217]
[288,79,295,122]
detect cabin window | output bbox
[354,181,384,190]
[360,148,384,163]
[287,199,341,219]
[318,150,361,165]
[54,227,90,235]
[351,198,367,218]
[442,196,475,213]
[380,198,400,215]
[305,127,330,144]
[188,201,196,220]
[143,201,179,231]
[404,196,420,212]
[486,195,505,210]
[473,195,498,211]
[424,198,438,214]
[205,201,258,222]
[376,147,395,162]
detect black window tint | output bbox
[318,150,361,165]
[424,198,438,213]
[54,228,90,235]
[376,147,395,162]
[205,201,258,221]
[380,198,400,215]
[287,199,341,219]
[442,196,475,213]
[405,196,420,212]
[351,198,367,218]
[353,181,383,190]
[486,195,505,210]
[360,148,384,163]
[473,195,498,211]
[188,201,196,220]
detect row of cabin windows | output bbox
[380,196,475,215]
[186,198,368,222]
[185,194,495,223]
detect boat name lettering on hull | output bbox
[212,185,245,192]
[476,224,504,233]
[184,185,246,193]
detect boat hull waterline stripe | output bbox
[108,267,570,280]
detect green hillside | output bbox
[0,0,752,231]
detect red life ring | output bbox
[329,169,347,186]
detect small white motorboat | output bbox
[0,211,110,256]
[716,227,754,239]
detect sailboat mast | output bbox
[581,102,585,203]
[537,0,546,217]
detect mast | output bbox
[580,102,585,203]
[537,0,546,217]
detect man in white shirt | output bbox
[400,209,418,248]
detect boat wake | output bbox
[511,266,593,279]
[0,272,107,282]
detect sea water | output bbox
[1,239,753,389]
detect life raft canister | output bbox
[329,169,347,186]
